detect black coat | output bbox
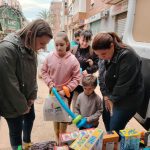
[72,45,99,74]
[98,46,144,110]
[0,33,37,118]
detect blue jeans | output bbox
[102,103,136,133]
[5,105,35,149]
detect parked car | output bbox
[123,0,150,130]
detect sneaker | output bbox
[23,142,33,150]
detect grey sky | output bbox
[18,0,52,21]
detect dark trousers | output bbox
[102,103,136,133]
[5,105,35,149]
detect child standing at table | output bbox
[41,32,81,144]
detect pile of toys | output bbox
[54,128,150,150]
[44,88,150,150]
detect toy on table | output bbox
[52,87,92,129]
[59,128,95,145]
[119,129,141,150]
[70,134,89,150]
[102,131,119,150]
[70,128,103,150]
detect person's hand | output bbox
[28,99,35,107]
[82,70,88,76]
[23,107,31,115]
[49,82,55,93]
[104,96,113,115]
[59,90,65,97]
[86,117,90,123]
[107,100,113,116]
[86,59,93,66]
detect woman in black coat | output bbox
[92,32,144,133]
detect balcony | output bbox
[104,0,123,5]
[72,12,86,24]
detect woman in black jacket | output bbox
[0,19,53,150]
[92,32,144,133]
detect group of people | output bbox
[0,19,144,150]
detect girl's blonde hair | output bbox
[55,31,70,51]
[17,19,53,51]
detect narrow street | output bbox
[0,78,146,149]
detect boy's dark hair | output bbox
[80,30,93,41]
[82,74,97,88]
[74,29,82,38]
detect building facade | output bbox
[49,0,63,38]
[67,0,128,40]
[0,0,24,39]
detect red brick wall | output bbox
[86,0,111,18]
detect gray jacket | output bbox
[74,92,103,127]
[0,33,37,118]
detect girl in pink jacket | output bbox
[41,32,81,144]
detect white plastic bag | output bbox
[43,95,71,122]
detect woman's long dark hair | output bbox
[17,19,53,51]
[92,32,126,51]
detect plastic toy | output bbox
[52,87,92,128]
[62,86,70,98]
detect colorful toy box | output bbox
[59,128,95,145]
[102,131,119,150]
[70,128,103,150]
[120,129,141,150]
[69,134,90,149]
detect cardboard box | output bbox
[102,131,119,150]
[120,129,141,150]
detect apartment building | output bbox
[49,0,62,38]
[67,0,128,40]
[0,0,24,39]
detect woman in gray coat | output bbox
[0,19,53,150]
